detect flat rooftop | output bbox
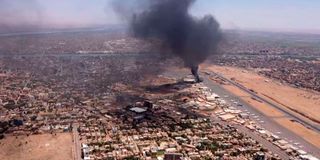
[130,107,147,113]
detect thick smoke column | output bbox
[128,0,222,82]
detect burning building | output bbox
[114,0,222,82]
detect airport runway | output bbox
[208,71,320,132]
[200,71,320,158]
[211,116,290,160]
[161,68,319,158]
[1,53,318,157]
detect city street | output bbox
[72,124,81,160]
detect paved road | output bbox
[0,52,161,58]
[208,71,320,132]
[200,71,320,158]
[72,124,81,160]
[162,69,320,158]
[2,52,318,157]
[235,124,290,160]
[211,117,290,160]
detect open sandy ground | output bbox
[0,133,73,160]
[203,64,320,147]
[204,65,320,123]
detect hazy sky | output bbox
[0,0,319,33]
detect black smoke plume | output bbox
[128,0,222,82]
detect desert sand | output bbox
[204,64,320,147]
[0,133,73,160]
[205,65,320,123]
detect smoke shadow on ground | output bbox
[144,81,194,94]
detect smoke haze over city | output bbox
[1,1,320,160]
[0,0,320,34]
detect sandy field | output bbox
[0,133,73,160]
[204,65,320,123]
[223,84,320,147]
[203,64,320,147]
